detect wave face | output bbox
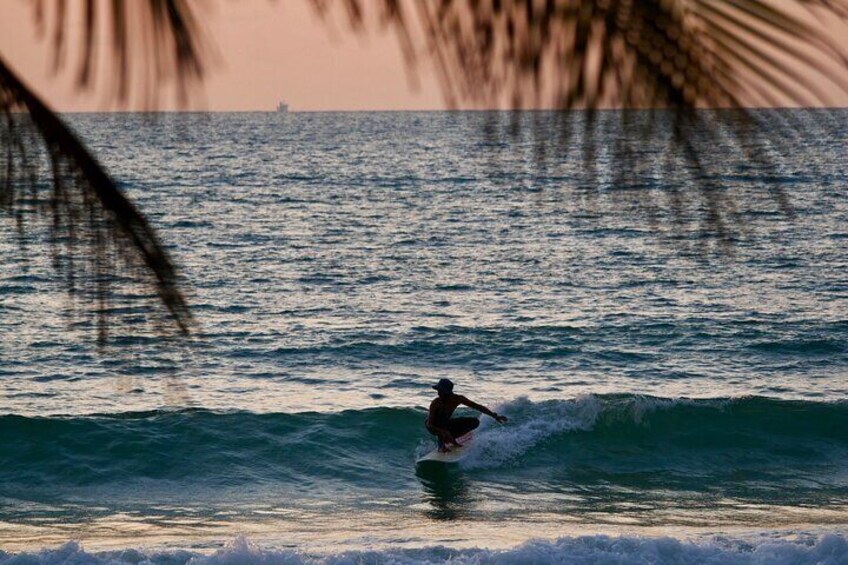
[2,534,847,565]
[3,395,847,509]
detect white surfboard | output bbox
[416,432,474,464]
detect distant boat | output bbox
[277,102,289,113]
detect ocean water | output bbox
[1,110,847,563]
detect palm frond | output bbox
[312,0,848,247]
[0,0,208,340]
[3,0,847,345]
[314,0,848,110]
[1,55,192,341]
[32,0,207,106]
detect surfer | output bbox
[426,378,508,452]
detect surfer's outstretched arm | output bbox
[458,396,508,423]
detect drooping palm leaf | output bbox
[0,55,192,340]
[312,0,848,247]
[3,0,848,341]
[34,0,207,106]
[1,0,207,339]
[313,0,848,110]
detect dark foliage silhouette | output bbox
[312,0,848,248]
[1,0,205,339]
[2,0,847,337]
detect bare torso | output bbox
[427,394,464,429]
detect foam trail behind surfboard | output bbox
[458,395,602,469]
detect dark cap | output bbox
[432,378,454,394]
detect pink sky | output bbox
[1,0,847,112]
[0,0,445,112]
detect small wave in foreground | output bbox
[2,533,847,565]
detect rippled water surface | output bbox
[0,111,846,559]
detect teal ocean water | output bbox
[1,110,847,563]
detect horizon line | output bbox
[41,105,848,115]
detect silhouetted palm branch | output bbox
[33,0,207,106]
[1,0,206,339]
[313,0,848,248]
[2,0,848,339]
[314,0,848,110]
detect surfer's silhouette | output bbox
[426,378,508,452]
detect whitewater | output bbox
[1,110,846,563]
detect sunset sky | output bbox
[0,0,445,112]
[1,0,847,112]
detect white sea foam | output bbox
[455,393,748,470]
[459,395,602,469]
[2,533,847,565]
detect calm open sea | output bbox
[1,110,847,563]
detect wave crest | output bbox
[3,533,847,565]
[2,395,846,490]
